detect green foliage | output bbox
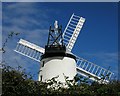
[2,65,48,96]
[1,31,20,53]
[1,65,120,96]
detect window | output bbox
[42,61,45,67]
[40,75,42,81]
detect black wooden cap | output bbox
[41,45,76,60]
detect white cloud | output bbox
[2,2,51,45]
[25,29,48,46]
[2,25,48,46]
[2,3,55,79]
[3,3,50,28]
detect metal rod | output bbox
[38,53,41,60]
[69,23,77,27]
[73,14,81,18]
[72,17,79,21]
[85,62,89,70]
[102,70,106,76]
[18,44,22,52]
[64,34,71,39]
[31,50,35,57]
[35,52,39,59]
[62,13,74,39]
[32,50,37,58]
[91,65,96,74]
[81,61,86,69]
[98,68,103,77]
[25,47,30,55]
[78,60,83,67]
[66,29,73,33]
[76,60,80,66]
[15,43,19,51]
[68,26,75,30]
[63,38,69,42]
[28,48,32,56]
[26,48,31,56]
[65,31,72,36]
[29,49,34,57]
[95,66,99,75]
[88,64,92,72]
[14,50,40,62]
[21,45,25,53]
[37,52,41,60]
[71,20,78,24]
[23,46,28,54]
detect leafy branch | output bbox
[0,31,20,53]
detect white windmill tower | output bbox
[39,21,76,82]
[14,13,113,83]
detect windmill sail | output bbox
[62,13,85,52]
[14,39,45,62]
[75,55,113,82]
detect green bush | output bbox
[1,65,120,96]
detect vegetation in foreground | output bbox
[1,64,120,96]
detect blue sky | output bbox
[2,2,118,80]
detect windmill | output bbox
[14,13,113,84]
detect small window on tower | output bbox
[40,75,42,81]
[42,61,45,67]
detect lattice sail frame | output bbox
[75,55,113,82]
[62,13,85,52]
[14,39,44,62]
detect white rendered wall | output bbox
[39,56,77,83]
